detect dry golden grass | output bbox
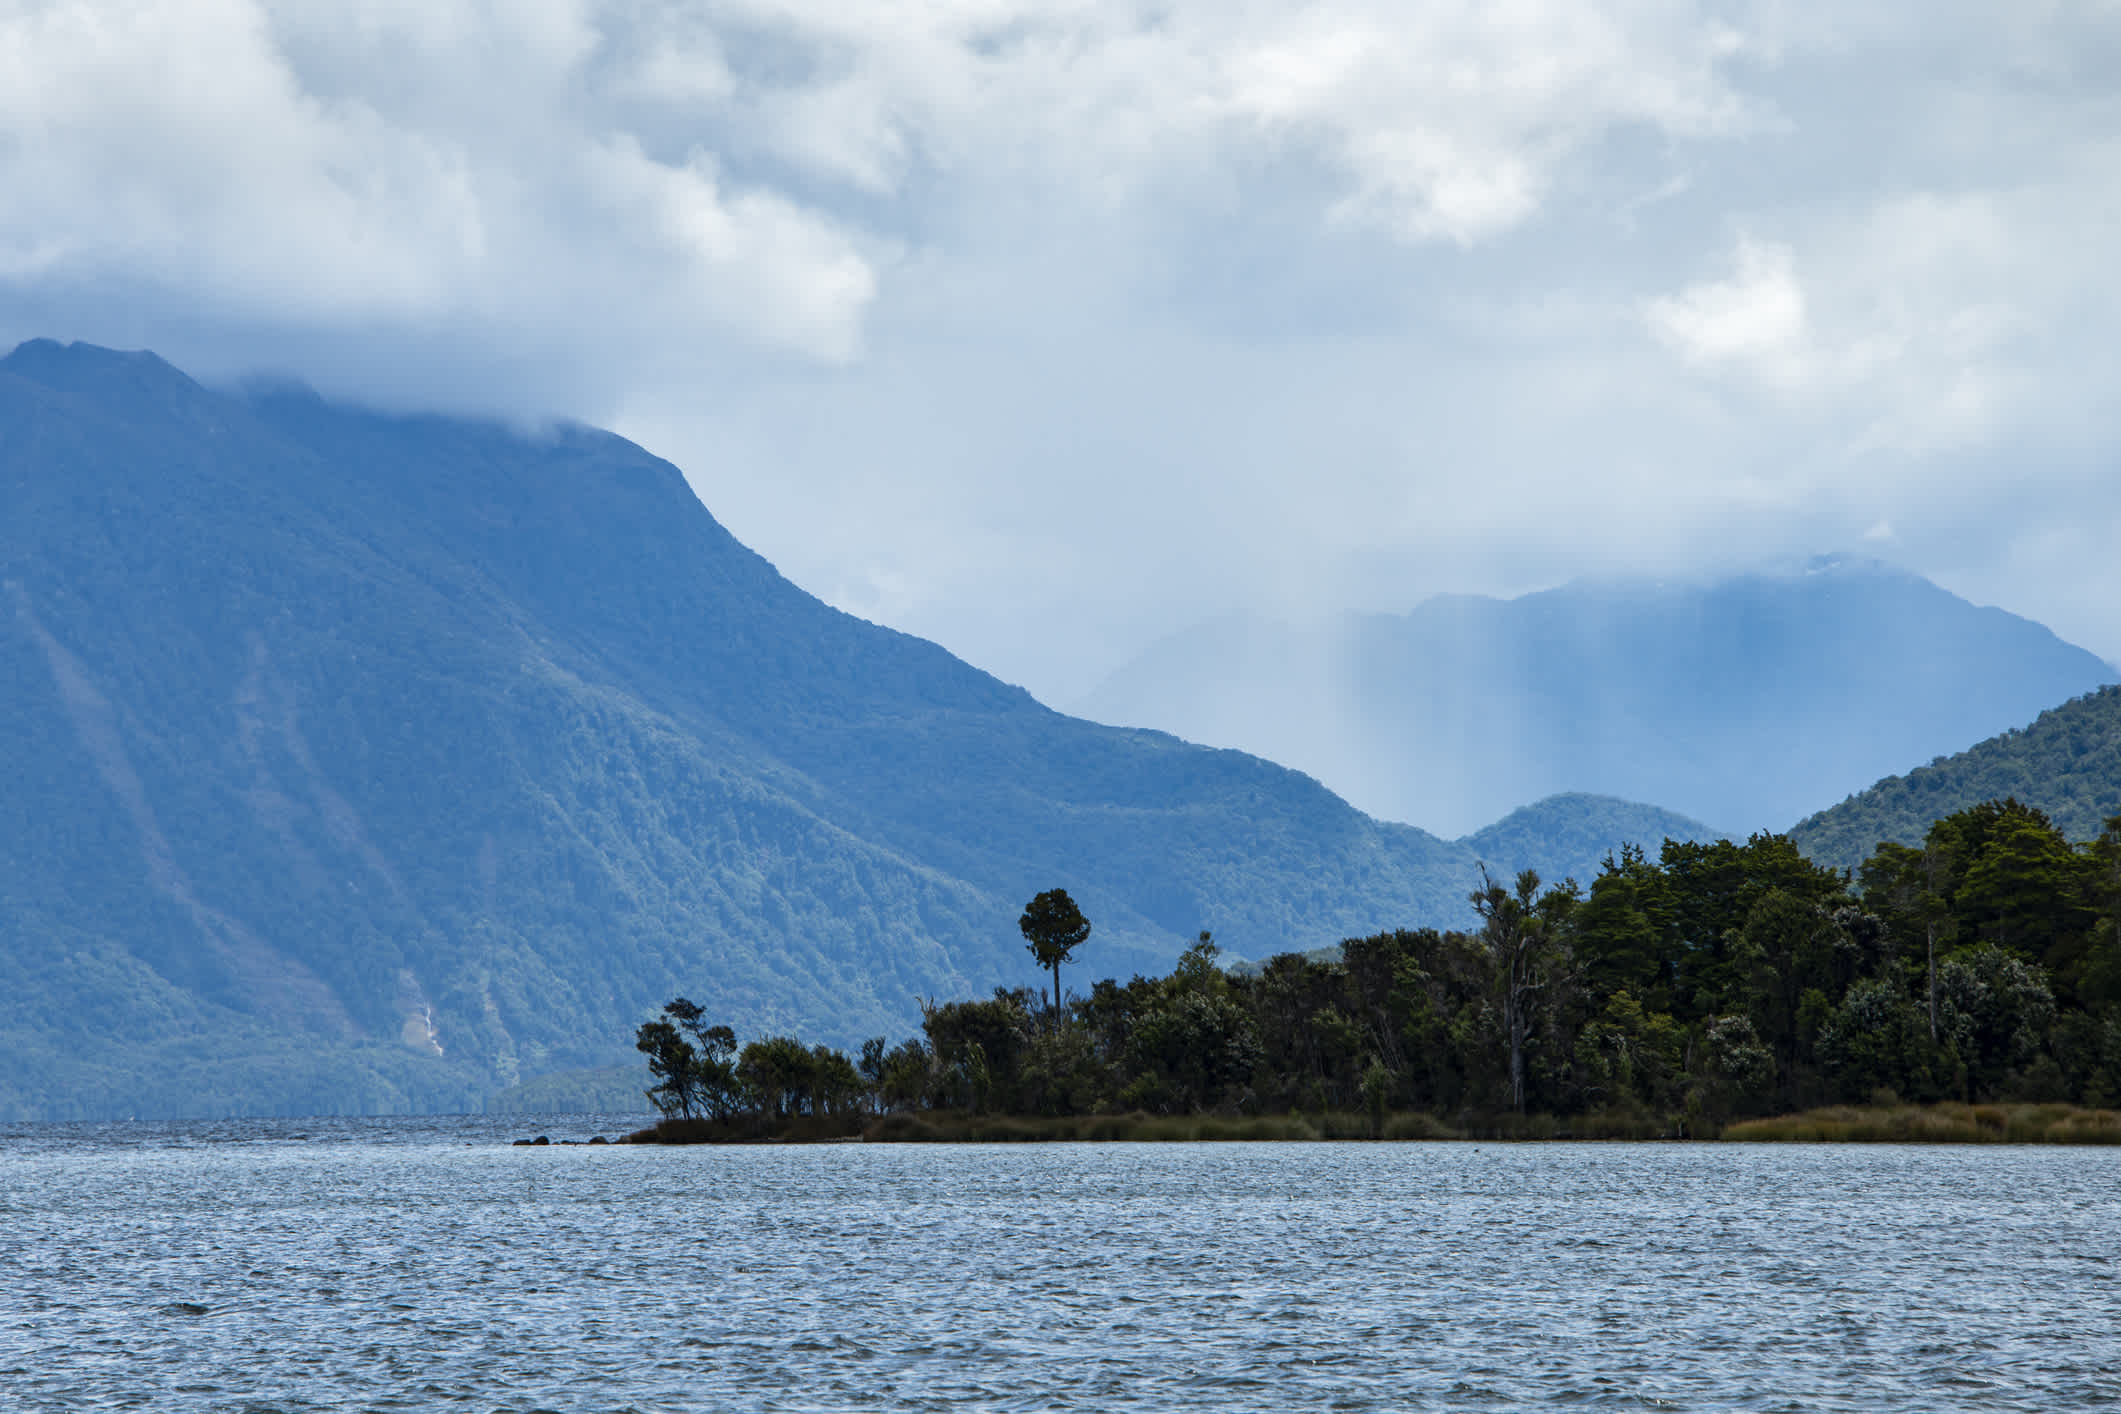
[1723,1102,2121,1144]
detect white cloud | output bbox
[0,0,877,365]
[1218,1,1758,243]
[7,0,2121,696]
[1646,236,1807,371]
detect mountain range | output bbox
[1072,568,2118,837]
[0,340,1722,1120]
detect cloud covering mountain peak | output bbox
[5,1,2120,702]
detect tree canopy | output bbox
[1019,888,1092,1017]
[642,805,2121,1132]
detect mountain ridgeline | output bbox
[0,341,1713,1120]
[1074,569,2118,838]
[1792,686,2121,873]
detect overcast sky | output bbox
[6,1,2120,703]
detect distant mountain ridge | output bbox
[1073,563,2118,837]
[1790,685,2121,872]
[1458,793,1725,890]
[0,340,1708,1120]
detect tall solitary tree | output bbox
[1020,888,1092,1025]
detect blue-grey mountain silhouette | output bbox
[1075,565,2117,837]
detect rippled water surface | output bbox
[2,1116,2116,1411]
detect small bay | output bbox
[2,1117,2115,1411]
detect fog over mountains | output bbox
[1,340,1724,1121]
[1073,569,2119,838]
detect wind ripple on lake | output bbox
[1,1118,2116,1411]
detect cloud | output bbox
[0,0,876,368]
[1646,237,1806,372]
[6,1,2121,700]
[0,1,1757,353]
[1217,2,1757,243]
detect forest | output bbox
[634,800,2121,1137]
[1791,684,2121,872]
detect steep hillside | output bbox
[1790,686,2121,872]
[2,340,1500,1120]
[1074,566,2118,836]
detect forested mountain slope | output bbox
[1,340,1561,1121]
[1075,567,2117,837]
[1791,686,2121,872]
[1457,794,1725,890]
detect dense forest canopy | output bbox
[645,801,2121,1130]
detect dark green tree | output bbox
[1862,838,1956,1042]
[1019,888,1092,1024]
[923,988,1039,1110]
[738,1035,819,1118]
[875,1038,936,1111]
[1937,945,2058,1100]
[2081,816,2121,1013]
[809,1044,868,1115]
[1575,990,1683,1113]
[1119,937,1262,1114]
[1471,866,1568,1113]
[1730,888,1852,1104]
[858,1036,889,1090]
[635,1016,699,1118]
[1575,844,1674,1011]
[1656,833,1848,1020]
[635,997,739,1119]
[1815,978,1937,1104]
[1947,802,2096,983]
[1694,1013,1775,1123]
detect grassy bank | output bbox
[863,1111,1452,1142]
[623,1113,869,1144]
[617,1102,2121,1144]
[1722,1102,2121,1144]
[623,1108,1684,1144]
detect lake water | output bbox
[1,1116,2115,1411]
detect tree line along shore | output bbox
[624,801,2121,1144]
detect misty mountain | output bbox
[1456,794,1723,891]
[0,339,1724,1122]
[1789,685,2121,873]
[1073,566,2117,838]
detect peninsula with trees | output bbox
[630,798,2121,1144]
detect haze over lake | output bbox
[4,1118,2115,1411]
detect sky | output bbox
[5,1,2120,705]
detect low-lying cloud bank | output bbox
[6,1,2120,697]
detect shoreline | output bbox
[602,1100,2121,1147]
